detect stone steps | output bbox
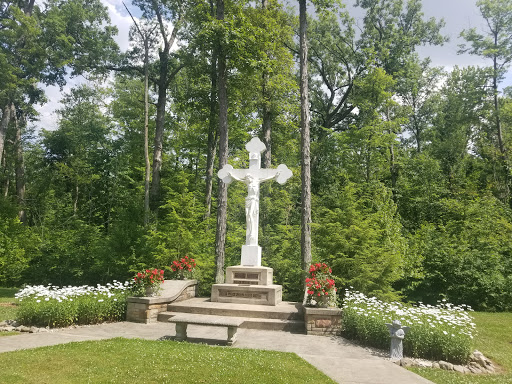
[159,312,304,332]
[157,297,305,332]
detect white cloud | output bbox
[103,0,136,52]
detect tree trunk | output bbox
[0,103,12,166]
[299,0,312,301]
[23,0,35,15]
[150,51,169,210]
[2,145,9,197]
[215,0,228,284]
[261,0,271,168]
[123,3,153,224]
[143,39,151,226]
[13,106,26,223]
[387,108,397,199]
[149,5,181,211]
[493,53,509,202]
[73,182,79,216]
[262,86,272,168]
[204,0,218,221]
[204,42,218,220]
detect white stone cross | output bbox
[218,137,293,266]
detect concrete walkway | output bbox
[0,322,432,384]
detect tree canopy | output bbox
[1,0,512,311]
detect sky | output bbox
[33,0,497,131]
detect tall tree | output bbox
[459,0,512,202]
[214,0,228,284]
[356,0,446,77]
[395,57,444,153]
[299,0,312,297]
[204,0,218,220]
[13,106,27,223]
[123,4,158,226]
[130,0,185,209]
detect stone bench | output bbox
[168,314,245,346]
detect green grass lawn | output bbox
[0,338,336,384]
[411,312,512,384]
[0,287,18,322]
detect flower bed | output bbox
[342,290,476,364]
[15,281,132,328]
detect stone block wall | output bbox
[126,280,197,324]
[304,306,342,336]
[126,302,168,323]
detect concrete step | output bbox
[164,297,303,320]
[241,318,304,332]
[158,312,304,332]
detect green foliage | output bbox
[314,181,405,301]
[2,0,512,315]
[25,219,105,285]
[402,196,512,311]
[356,0,447,76]
[144,170,215,295]
[0,200,38,287]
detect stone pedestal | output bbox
[304,306,342,336]
[211,265,282,306]
[226,266,273,285]
[241,245,261,266]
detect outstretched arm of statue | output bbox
[258,170,280,183]
[228,171,244,182]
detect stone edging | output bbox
[0,319,49,333]
[396,350,497,375]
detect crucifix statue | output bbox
[218,137,293,266]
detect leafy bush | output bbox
[400,195,512,311]
[342,290,475,364]
[0,200,39,287]
[15,281,132,327]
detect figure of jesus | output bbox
[227,171,280,246]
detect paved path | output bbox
[0,322,432,384]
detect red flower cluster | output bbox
[306,263,336,297]
[170,256,196,272]
[134,268,165,287]
[170,256,196,279]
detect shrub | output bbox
[15,281,132,328]
[342,290,475,364]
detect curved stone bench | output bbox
[126,280,197,323]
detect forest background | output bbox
[1,0,512,312]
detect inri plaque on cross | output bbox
[218,137,293,266]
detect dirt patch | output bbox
[0,303,16,308]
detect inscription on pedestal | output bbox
[219,290,267,300]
